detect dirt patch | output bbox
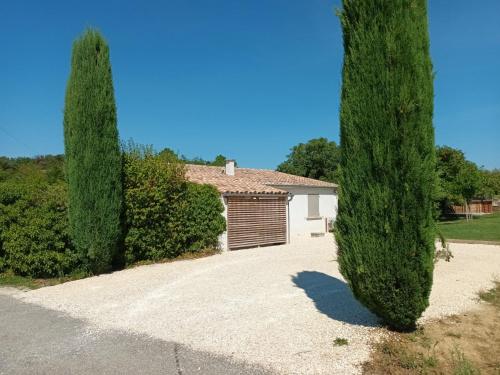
[363,282,500,374]
[127,248,221,268]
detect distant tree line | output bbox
[278,138,500,215]
[0,155,65,183]
[159,148,230,167]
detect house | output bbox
[186,160,338,251]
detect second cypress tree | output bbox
[63,29,122,274]
[335,0,436,331]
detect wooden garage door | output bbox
[227,196,287,250]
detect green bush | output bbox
[0,181,77,278]
[182,183,226,252]
[123,144,187,264]
[0,144,226,277]
[122,143,226,265]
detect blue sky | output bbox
[1,1,499,169]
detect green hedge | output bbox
[0,146,226,277]
[122,144,226,265]
[123,145,187,263]
[182,183,226,252]
[0,181,78,278]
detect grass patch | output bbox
[0,272,38,289]
[0,270,87,290]
[363,281,500,374]
[478,281,500,307]
[333,337,349,346]
[438,212,500,242]
[371,337,438,371]
[451,347,480,375]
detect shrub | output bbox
[0,181,77,278]
[123,144,187,264]
[335,0,436,331]
[333,337,349,346]
[122,143,226,265]
[63,29,122,274]
[182,183,226,252]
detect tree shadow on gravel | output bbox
[292,271,380,328]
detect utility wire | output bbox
[0,125,43,157]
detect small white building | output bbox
[186,160,338,251]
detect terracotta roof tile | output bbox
[185,164,337,195]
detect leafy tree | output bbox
[478,169,500,199]
[436,146,482,218]
[456,161,481,220]
[335,0,436,331]
[63,29,122,274]
[277,138,340,183]
[158,147,180,162]
[211,154,228,167]
[436,146,468,202]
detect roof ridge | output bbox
[184,163,338,192]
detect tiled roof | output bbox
[185,164,337,195]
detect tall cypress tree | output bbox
[63,29,122,274]
[335,0,436,331]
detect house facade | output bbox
[186,160,338,251]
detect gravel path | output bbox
[0,295,272,375]
[13,237,500,374]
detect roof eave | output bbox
[222,191,288,197]
[267,183,338,189]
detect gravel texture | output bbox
[0,295,272,375]
[14,237,500,374]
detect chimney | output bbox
[225,159,235,176]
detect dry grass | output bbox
[363,281,500,375]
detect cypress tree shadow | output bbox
[291,271,380,327]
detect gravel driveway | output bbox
[12,236,500,374]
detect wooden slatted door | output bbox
[227,196,287,250]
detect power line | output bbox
[0,125,43,156]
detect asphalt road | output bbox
[0,294,272,375]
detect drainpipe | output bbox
[287,193,294,244]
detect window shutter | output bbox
[308,194,320,218]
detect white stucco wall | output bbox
[218,196,229,251]
[277,186,338,240]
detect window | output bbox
[308,194,320,218]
